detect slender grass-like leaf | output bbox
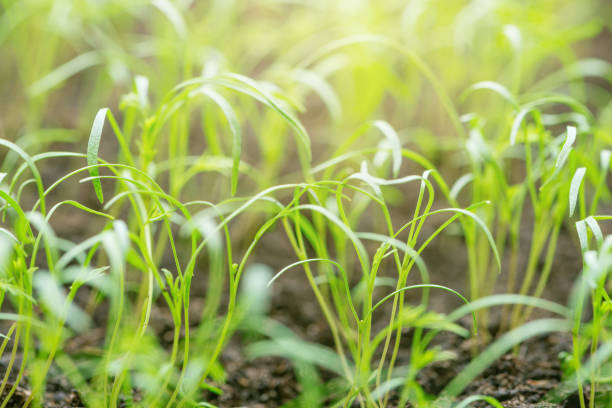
[601,150,611,171]
[8,151,85,197]
[557,127,577,170]
[511,99,588,146]
[87,108,109,203]
[34,271,92,332]
[152,0,187,39]
[296,33,466,139]
[347,163,428,198]
[294,68,342,121]
[371,120,402,177]
[290,203,371,275]
[0,282,34,303]
[416,206,501,272]
[356,232,430,285]
[442,319,571,397]
[545,341,612,403]
[0,228,17,242]
[530,58,612,92]
[66,266,110,286]
[369,284,474,329]
[0,138,45,204]
[449,173,474,201]
[510,107,531,146]
[540,126,577,189]
[452,395,504,408]
[448,294,569,321]
[370,378,404,400]
[213,73,312,164]
[194,88,242,195]
[269,257,359,322]
[585,216,604,245]
[569,167,586,217]
[461,81,518,106]
[576,219,589,252]
[56,233,106,272]
[247,338,349,377]
[29,51,103,96]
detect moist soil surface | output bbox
[0,261,587,407]
[197,270,585,408]
[0,306,583,408]
[201,328,581,408]
[0,159,594,407]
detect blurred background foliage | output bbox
[2,0,611,166]
[2,1,612,406]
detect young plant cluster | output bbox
[1,1,612,407]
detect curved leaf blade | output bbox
[569,167,586,217]
[87,108,109,203]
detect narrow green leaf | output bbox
[347,163,426,198]
[508,108,528,147]
[87,108,109,203]
[269,258,337,287]
[576,219,588,253]
[541,126,577,189]
[152,0,187,39]
[448,294,569,321]
[294,68,342,121]
[462,81,518,106]
[0,138,44,203]
[545,341,612,403]
[56,233,105,272]
[34,271,92,332]
[372,120,402,177]
[431,206,501,272]
[531,58,612,92]
[449,173,474,200]
[29,51,102,96]
[296,33,466,140]
[240,264,272,316]
[197,88,242,195]
[442,319,570,397]
[0,227,17,243]
[585,216,603,245]
[569,167,586,217]
[370,284,474,331]
[268,258,359,323]
[293,204,370,274]
[370,378,404,400]
[0,282,34,303]
[356,231,430,286]
[503,24,522,50]
[217,73,312,163]
[247,338,348,377]
[453,395,504,408]
[67,266,110,286]
[556,126,577,170]
[600,149,611,171]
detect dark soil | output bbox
[196,289,585,408]
[2,307,583,407]
[0,210,592,407]
[417,330,579,408]
[203,351,299,407]
[0,140,597,408]
[0,359,84,407]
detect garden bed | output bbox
[2,1,612,407]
